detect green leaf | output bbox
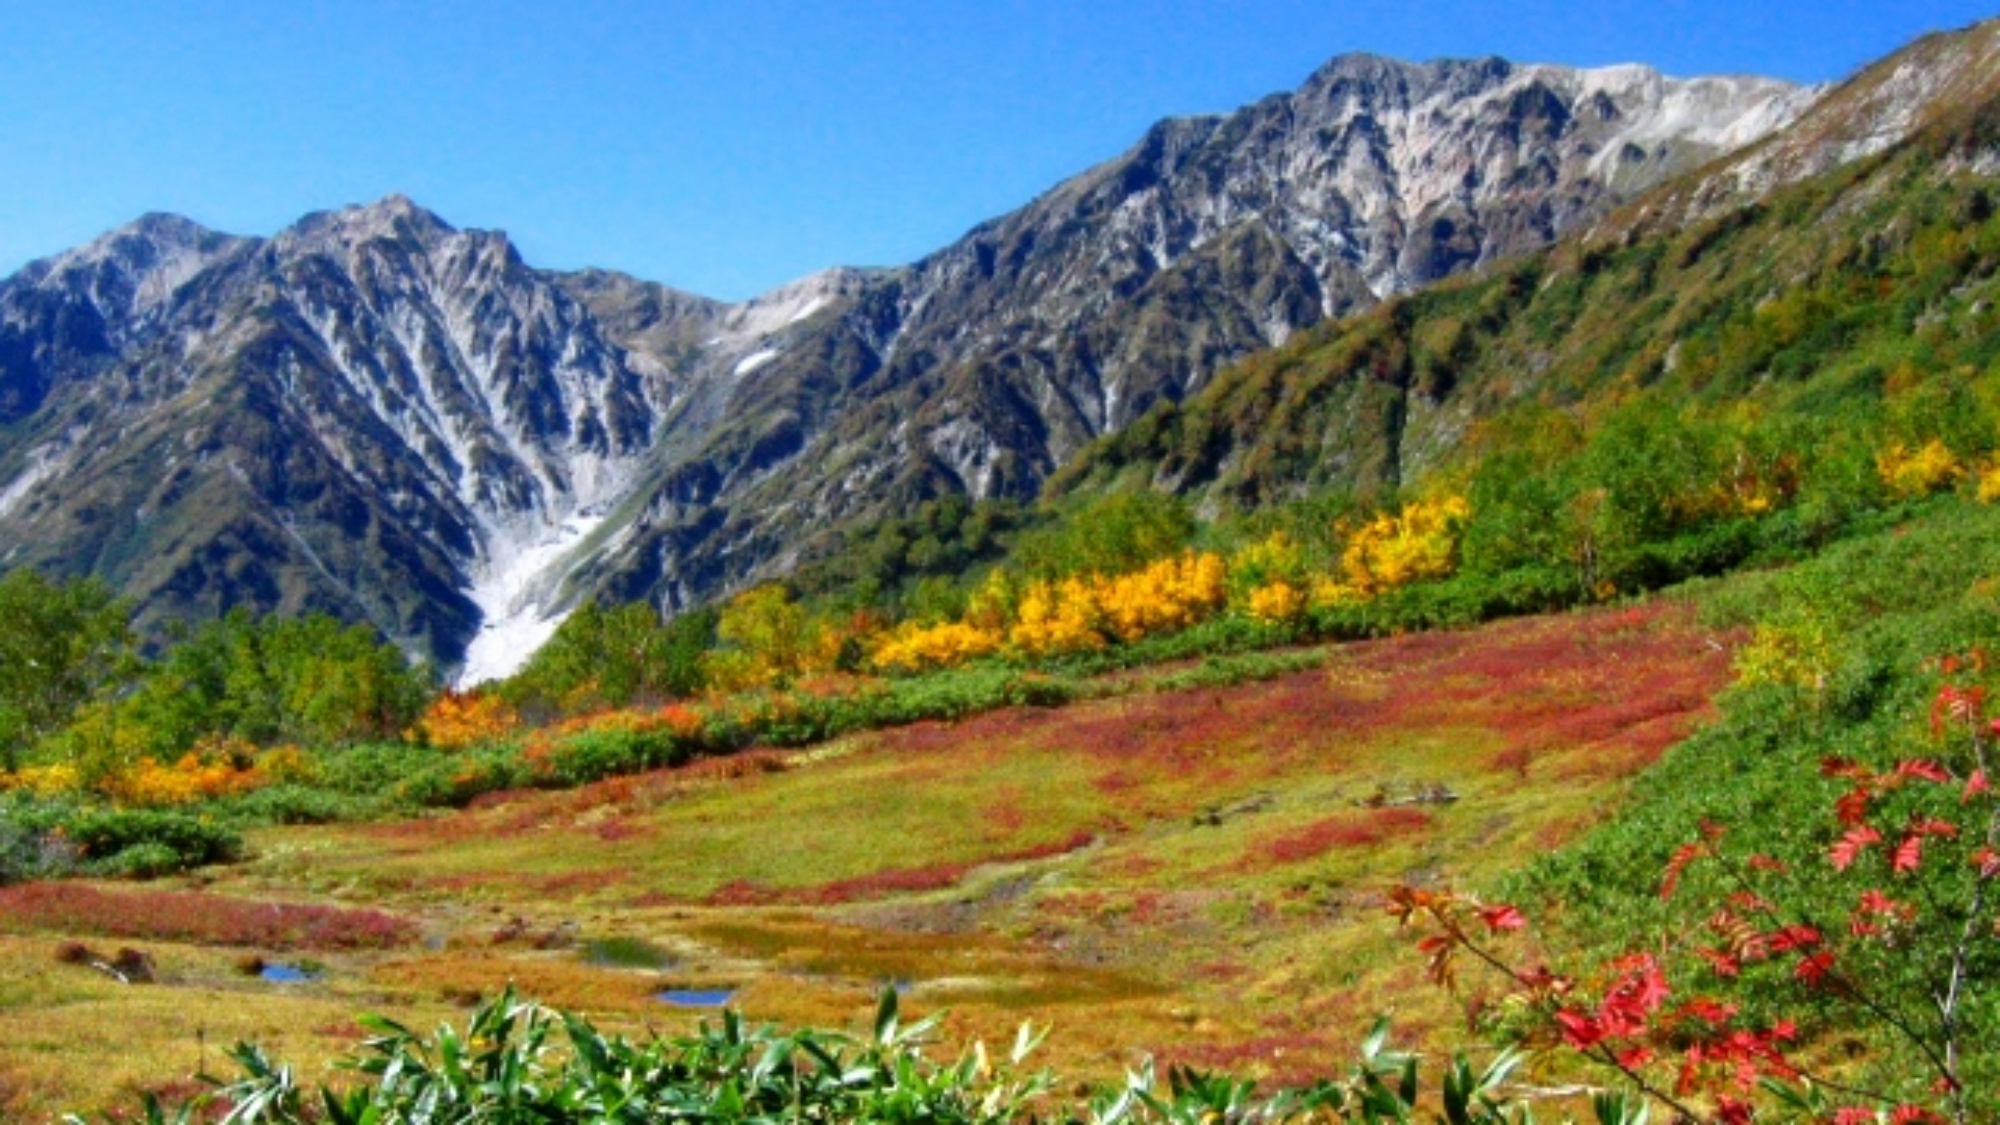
[873,985,900,1044]
[1360,1015,1391,1062]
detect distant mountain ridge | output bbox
[10,29,1981,679]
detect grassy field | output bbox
[0,600,1735,1121]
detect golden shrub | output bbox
[102,752,265,807]
[1976,460,2000,504]
[1096,551,1228,643]
[1877,438,1962,499]
[1323,495,1471,601]
[871,620,1005,673]
[1246,579,1307,624]
[0,763,81,797]
[1009,578,1107,657]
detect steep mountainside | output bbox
[1604,20,2000,241]
[0,198,667,665]
[1050,25,2000,517]
[19,29,1972,675]
[568,55,1812,612]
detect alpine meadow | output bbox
[10,13,2000,1125]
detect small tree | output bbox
[0,570,134,771]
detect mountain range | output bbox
[2,23,1992,680]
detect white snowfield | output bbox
[455,514,607,687]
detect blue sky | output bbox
[2,1,1994,300]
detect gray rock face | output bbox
[0,197,669,663]
[576,56,1815,617]
[0,53,1824,674]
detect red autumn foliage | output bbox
[1392,667,2000,1123]
[0,883,417,950]
[875,603,1732,829]
[1253,808,1433,868]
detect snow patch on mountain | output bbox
[456,513,607,687]
[733,348,781,376]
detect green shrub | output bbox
[95,842,184,880]
[61,809,240,869]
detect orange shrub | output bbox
[658,702,709,739]
[412,690,520,750]
[102,752,265,807]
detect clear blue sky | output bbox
[2,1,1993,300]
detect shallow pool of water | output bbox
[259,962,318,984]
[654,988,734,1007]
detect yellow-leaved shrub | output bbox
[1316,495,1471,604]
[1096,551,1228,643]
[1877,438,1962,499]
[1246,579,1308,624]
[871,621,1004,673]
[1976,459,2000,504]
[1009,578,1106,657]
[0,763,80,797]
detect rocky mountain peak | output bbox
[1601,17,2000,240]
[277,193,460,257]
[20,211,247,322]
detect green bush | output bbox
[61,808,240,869]
[95,842,184,880]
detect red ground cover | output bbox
[1253,807,1434,867]
[0,882,418,950]
[869,602,1732,811]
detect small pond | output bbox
[654,988,735,1007]
[259,962,320,984]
